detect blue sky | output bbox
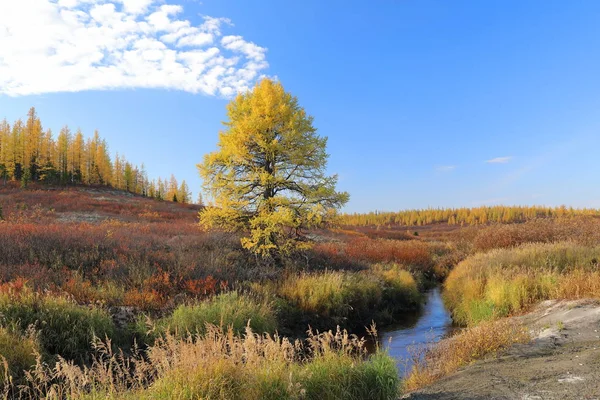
[1,0,600,212]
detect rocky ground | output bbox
[406,299,600,400]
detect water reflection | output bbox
[379,288,452,376]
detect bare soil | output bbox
[406,299,600,400]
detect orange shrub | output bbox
[124,288,165,311]
[473,217,600,252]
[345,237,433,269]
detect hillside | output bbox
[0,183,200,224]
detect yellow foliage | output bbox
[198,79,348,258]
[340,206,600,227]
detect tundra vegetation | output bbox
[1,82,600,398]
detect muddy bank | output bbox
[405,299,600,400]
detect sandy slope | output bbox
[406,299,600,400]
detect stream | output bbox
[378,287,453,376]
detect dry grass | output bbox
[404,319,531,391]
[3,326,400,400]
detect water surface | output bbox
[379,288,452,376]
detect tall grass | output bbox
[279,271,381,320]
[6,326,401,400]
[370,263,422,308]
[156,291,278,337]
[404,319,530,391]
[0,290,115,362]
[278,269,421,329]
[0,327,39,385]
[444,241,600,325]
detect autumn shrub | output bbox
[472,217,600,252]
[7,326,400,400]
[0,327,39,385]
[345,237,433,269]
[0,219,247,305]
[61,273,125,306]
[155,292,277,339]
[310,241,367,271]
[123,287,166,312]
[358,227,414,241]
[0,290,115,362]
[311,237,436,278]
[404,319,530,391]
[444,242,600,325]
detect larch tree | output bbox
[178,180,191,204]
[198,78,349,260]
[167,174,179,202]
[0,107,188,201]
[24,107,42,181]
[0,119,10,184]
[57,126,71,183]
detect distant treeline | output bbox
[340,206,600,227]
[0,107,193,203]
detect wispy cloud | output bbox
[435,165,456,172]
[485,156,513,164]
[0,0,269,97]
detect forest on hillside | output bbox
[0,108,192,203]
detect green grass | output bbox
[0,291,115,362]
[278,268,422,329]
[0,327,39,385]
[157,291,277,338]
[444,242,600,325]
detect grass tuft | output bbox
[404,319,530,391]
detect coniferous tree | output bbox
[0,119,10,185]
[0,108,186,202]
[178,180,191,204]
[198,79,349,258]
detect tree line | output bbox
[0,107,193,204]
[340,205,600,227]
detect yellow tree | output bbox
[38,128,55,182]
[24,107,42,181]
[198,79,349,259]
[0,119,10,184]
[56,126,71,183]
[167,174,179,202]
[178,180,191,204]
[69,129,85,183]
[10,120,24,180]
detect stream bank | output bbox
[405,298,600,399]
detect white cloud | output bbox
[486,156,513,164]
[118,0,154,14]
[435,165,456,172]
[0,0,269,97]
